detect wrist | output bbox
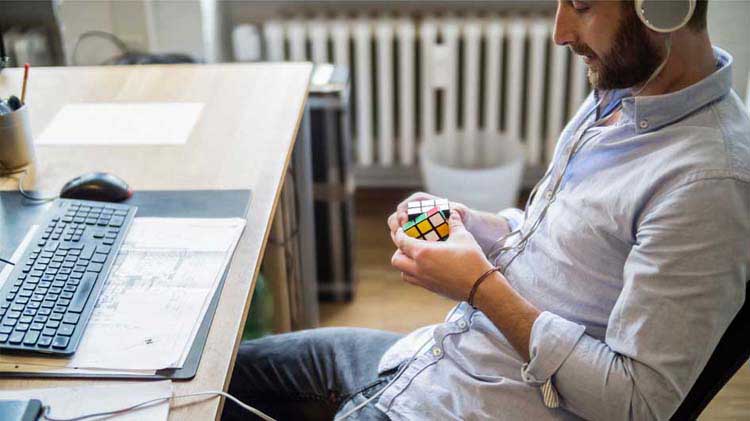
[471,271,509,310]
[467,265,500,307]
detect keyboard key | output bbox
[15,323,29,332]
[44,241,60,252]
[81,245,95,261]
[96,245,112,254]
[0,334,7,343]
[92,253,107,264]
[87,263,103,273]
[6,310,20,319]
[53,305,67,313]
[42,328,56,337]
[33,315,48,324]
[45,320,60,329]
[0,326,11,334]
[69,273,97,313]
[50,312,64,321]
[62,313,80,324]
[23,330,40,345]
[58,299,71,307]
[1,318,16,326]
[58,324,75,336]
[9,331,24,344]
[30,322,44,331]
[38,308,52,316]
[103,239,115,246]
[38,335,53,347]
[19,316,32,324]
[52,335,69,349]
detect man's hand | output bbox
[390,211,494,302]
[391,210,541,360]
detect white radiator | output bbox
[254,15,589,173]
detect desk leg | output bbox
[264,106,319,333]
[291,106,319,329]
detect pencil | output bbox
[21,63,29,104]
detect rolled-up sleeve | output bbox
[498,207,525,231]
[521,177,749,420]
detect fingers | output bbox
[401,272,420,285]
[394,228,423,258]
[448,211,466,233]
[391,249,419,275]
[387,211,400,234]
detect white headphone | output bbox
[635,0,697,33]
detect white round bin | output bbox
[419,133,525,213]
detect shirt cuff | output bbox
[497,208,525,231]
[521,311,586,385]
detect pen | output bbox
[21,63,29,104]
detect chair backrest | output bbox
[671,283,750,420]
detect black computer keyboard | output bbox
[0,199,136,356]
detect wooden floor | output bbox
[319,188,750,419]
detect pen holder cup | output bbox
[0,104,35,173]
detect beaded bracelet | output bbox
[467,266,501,307]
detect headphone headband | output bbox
[635,0,697,33]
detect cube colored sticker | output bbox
[407,199,450,221]
[401,205,450,241]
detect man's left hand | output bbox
[391,211,495,302]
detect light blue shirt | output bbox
[377,47,750,420]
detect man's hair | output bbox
[625,0,709,32]
[688,0,709,31]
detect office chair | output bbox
[671,282,749,420]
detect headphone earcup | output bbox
[635,0,696,33]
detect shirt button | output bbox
[639,120,649,129]
[457,319,467,329]
[432,347,442,357]
[544,191,553,200]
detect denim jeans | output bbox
[222,327,403,421]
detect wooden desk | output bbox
[0,63,312,419]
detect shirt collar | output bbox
[610,46,733,134]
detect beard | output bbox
[570,10,663,90]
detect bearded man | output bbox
[225,1,749,419]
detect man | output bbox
[224,1,749,419]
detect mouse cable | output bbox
[0,168,58,203]
[41,389,276,421]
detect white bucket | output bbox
[419,133,525,213]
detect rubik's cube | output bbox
[402,200,451,242]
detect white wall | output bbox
[56,0,212,65]
[708,0,750,99]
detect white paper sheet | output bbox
[0,217,245,373]
[36,102,204,145]
[0,380,171,421]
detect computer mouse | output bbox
[60,172,133,202]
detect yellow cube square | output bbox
[435,223,449,238]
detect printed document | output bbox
[0,217,245,373]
